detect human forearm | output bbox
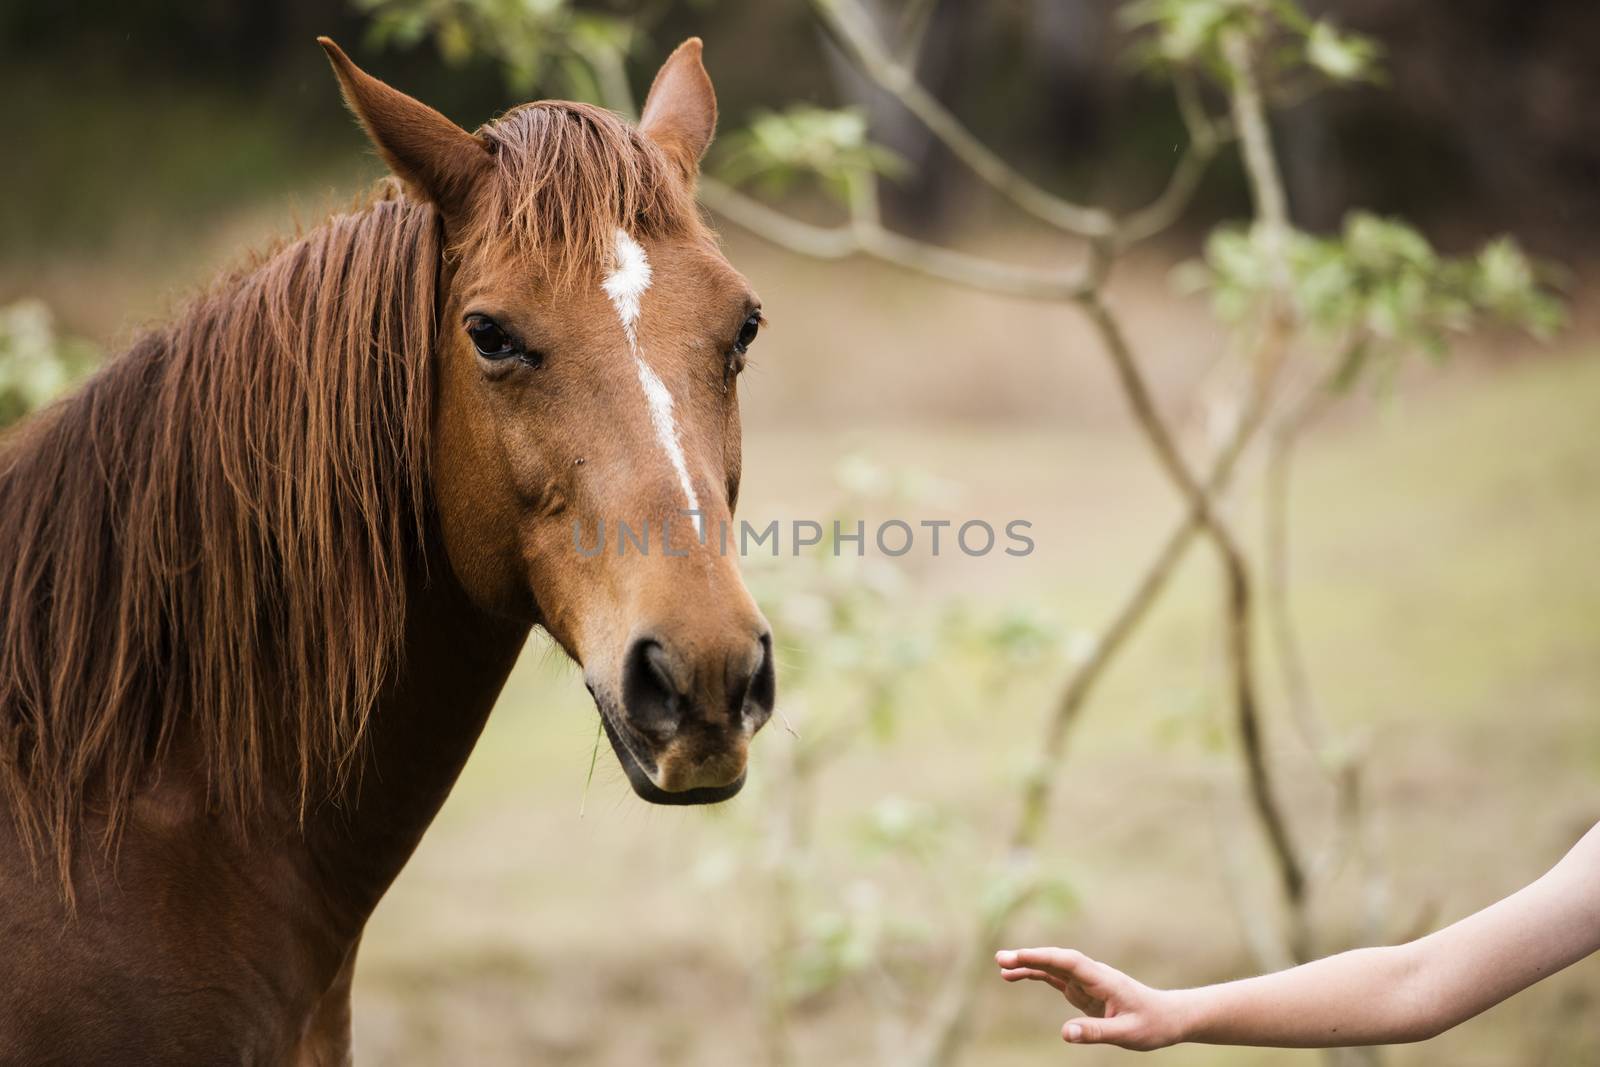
[996,943,1434,1050]
[1175,943,1437,1047]
[999,823,1600,1051]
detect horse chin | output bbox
[597,710,747,806]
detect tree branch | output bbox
[807,0,1113,237]
[698,176,1094,302]
[1212,20,1316,961]
[911,309,1290,1067]
[698,176,857,259]
[1223,32,1291,241]
[700,61,1224,289]
[1116,74,1229,246]
[1211,782,1297,972]
[1265,339,1367,760]
[699,12,1314,1058]
[1116,138,1217,246]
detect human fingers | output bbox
[999,966,1069,994]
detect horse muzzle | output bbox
[589,626,775,804]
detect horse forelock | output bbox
[465,100,704,287]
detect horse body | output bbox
[0,519,525,1065]
[0,38,771,1063]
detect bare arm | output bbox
[996,821,1600,1049]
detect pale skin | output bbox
[996,821,1600,1050]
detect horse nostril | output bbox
[737,631,776,729]
[625,631,776,739]
[622,638,684,739]
[644,641,678,696]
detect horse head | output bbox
[323,38,775,803]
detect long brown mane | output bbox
[0,100,694,885]
[0,185,438,882]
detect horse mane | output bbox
[0,100,694,887]
[467,100,700,284]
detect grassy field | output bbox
[350,342,1600,1065]
[4,139,1596,1063]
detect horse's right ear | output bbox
[639,38,717,180]
[318,37,491,219]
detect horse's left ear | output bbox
[318,36,492,219]
[639,38,718,178]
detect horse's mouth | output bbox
[596,704,747,806]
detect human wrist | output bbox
[1160,986,1211,1046]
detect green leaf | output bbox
[1304,20,1381,83]
[1188,211,1566,392]
[714,106,906,201]
[0,299,99,428]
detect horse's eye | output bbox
[733,312,761,354]
[466,315,517,359]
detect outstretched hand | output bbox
[996,947,1188,1051]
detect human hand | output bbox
[996,947,1189,1050]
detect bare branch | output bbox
[1265,338,1367,759]
[698,177,857,259]
[894,0,940,63]
[1116,138,1217,246]
[1221,502,1310,957]
[710,15,1319,1059]
[1223,32,1291,242]
[911,305,1291,1067]
[1116,74,1229,246]
[807,0,1113,237]
[1211,783,1297,972]
[698,176,1094,302]
[860,227,1094,300]
[901,127,1297,1053]
[1009,307,1288,852]
[1078,285,1309,954]
[1208,21,1324,962]
[1174,70,1225,151]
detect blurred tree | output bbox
[1307,0,1600,242]
[0,300,97,429]
[7,0,1600,244]
[350,3,1565,1066]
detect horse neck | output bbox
[301,544,530,933]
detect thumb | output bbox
[1063,1014,1143,1048]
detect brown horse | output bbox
[0,37,773,1064]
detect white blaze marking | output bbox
[602,229,702,535]
[602,228,651,348]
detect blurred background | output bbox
[3,1,1597,1064]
